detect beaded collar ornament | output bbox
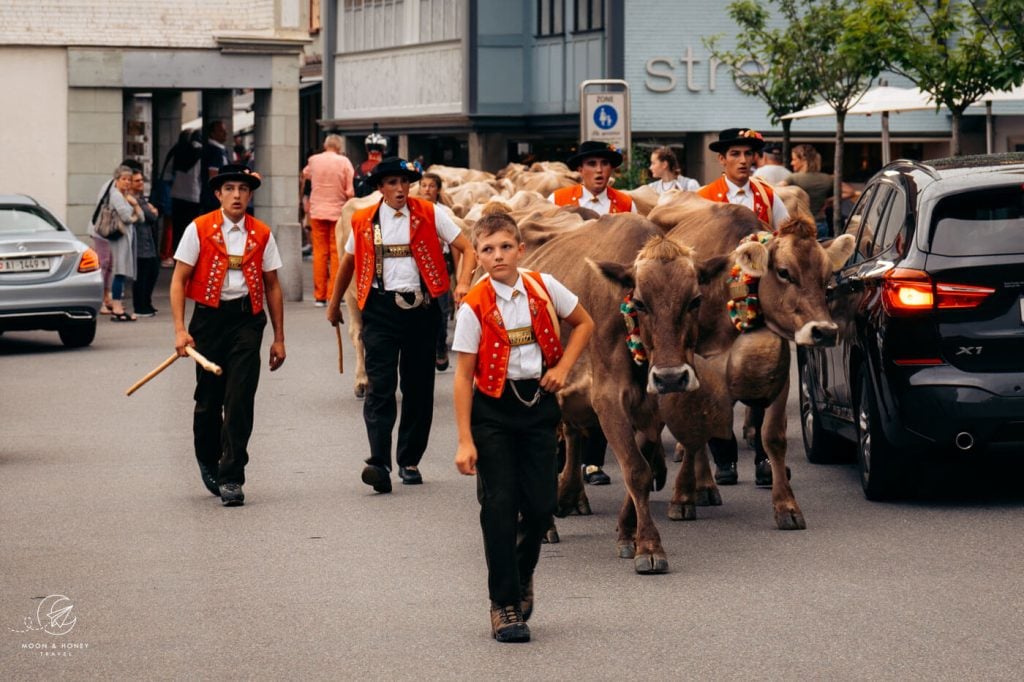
[726,231,775,333]
[620,292,648,365]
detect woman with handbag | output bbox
[104,165,143,321]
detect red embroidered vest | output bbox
[352,197,450,310]
[185,211,271,314]
[698,176,776,227]
[552,185,633,214]
[461,271,565,398]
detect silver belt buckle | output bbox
[393,291,424,310]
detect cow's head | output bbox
[732,216,854,346]
[590,237,711,394]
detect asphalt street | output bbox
[2,271,1023,680]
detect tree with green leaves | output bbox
[704,0,819,162]
[853,0,1023,156]
[776,0,887,230]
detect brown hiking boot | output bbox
[490,602,530,643]
[520,577,534,622]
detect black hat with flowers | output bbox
[566,140,624,170]
[209,164,261,191]
[366,157,423,187]
[709,128,766,153]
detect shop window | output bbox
[574,0,603,32]
[537,0,564,37]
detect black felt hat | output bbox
[565,140,623,170]
[366,157,422,187]
[709,128,766,153]
[209,164,261,191]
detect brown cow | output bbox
[656,194,855,530]
[524,214,717,573]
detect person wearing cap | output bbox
[752,143,792,186]
[170,164,286,507]
[699,128,790,487]
[326,157,476,493]
[699,128,790,230]
[549,140,637,216]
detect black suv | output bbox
[798,153,1024,500]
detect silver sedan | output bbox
[0,194,103,347]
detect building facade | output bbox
[0,0,315,246]
[320,0,1024,181]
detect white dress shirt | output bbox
[547,187,639,216]
[452,273,578,380]
[344,201,463,293]
[174,210,283,301]
[647,176,700,194]
[723,177,790,228]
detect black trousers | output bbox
[189,297,266,485]
[132,257,159,313]
[360,290,440,471]
[472,382,560,606]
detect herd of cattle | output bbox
[333,162,855,575]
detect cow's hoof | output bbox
[673,444,683,463]
[634,553,669,574]
[774,509,807,531]
[668,502,696,521]
[553,503,572,519]
[617,542,636,559]
[543,525,560,544]
[575,497,592,516]
[353,384,367,399]
[695,487,723,507]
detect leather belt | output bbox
[506,326,536,346]
[382,244,411,258]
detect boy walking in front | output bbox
[452,212,594,643]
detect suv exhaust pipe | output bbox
[954,432,975,451]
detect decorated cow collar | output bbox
[620,291,648,366]
[727,231,775,333]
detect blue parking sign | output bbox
[593,104,618,130]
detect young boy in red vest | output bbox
[170,164,286,507]
[327,157,476,493]
[699,128,790,487]
[549,139,634,485]
[549,140,637,217]
[452,211,594,643]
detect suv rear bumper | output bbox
[882,368,1024,454]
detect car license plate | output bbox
[0,257,50,273]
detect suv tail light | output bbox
[882,268,994,316]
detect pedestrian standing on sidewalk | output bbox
[170,164,286,507]
[326,158,476,493]
[302,134,355,306]
[130,170,161,317]
[453,211,593,643]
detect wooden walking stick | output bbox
[125,347,223,397]
[185,346,223,375]
[125,352,180,396]
[335,324,345,374]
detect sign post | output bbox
[579,79,631,163]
